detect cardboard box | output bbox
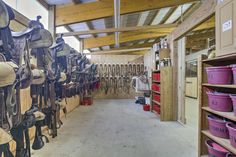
[216,0,236,56]
[159,49,170,60]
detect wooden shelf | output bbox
[152,90,160,94]
[202,107,236,122]
[152,100,160,106]
[203,83,236,89]
[153,70,160,73]
[202,130,236,155]
[202,53,236,63]
[152,110,160,116]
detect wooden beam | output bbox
[83,27,174,49]
[193,16,215,31]
[37,0,50,10]
[160,7,177,24]
[59,23,177,37]
[48,5,56,38]
[55,0,199,26]
[170,0,216,40]
[186,31,215,41]
[12,9,29,27]
[89,47,150,55]
[64,25,80,41]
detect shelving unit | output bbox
[198,54,236,157]
[151,67,174,121]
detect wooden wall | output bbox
[91,55,144,99]
[8,88,80,154]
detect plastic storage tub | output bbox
[207,115,229,139]
[231,65,236,85]
[230,95,236,116]
[151,84,160,92]
[153,93,160,102]
[226,123,236,148]
[152,73,160,82]
[205,140,231,157]
[206,91,233,112]
[206,66,232,84]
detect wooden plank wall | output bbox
[91,55,143,99]
[8,88,80,154]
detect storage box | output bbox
[153,93,160,102]
[159,49,170,60]
[82,96,93,105]
[151,84,160,92]
[152,73,160,82]
[216,0,236,56]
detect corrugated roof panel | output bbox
[151,7,171,25]
[56,26,69,33]
[90,48,100,51]
[45,0,72,5]
[138,41,145,44]
[165,3,192,24]
[137,11,150,26]
[69,22,93,38]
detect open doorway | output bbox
[175,15,215,129]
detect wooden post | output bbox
[48,5,56,39]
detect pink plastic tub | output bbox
[207,115,229,139]
[206,92,233,112]
[231,65,236,85]
[226,123,236,148]
[206,66,232,84]
[205,140,230,157]
[230,95,236,116]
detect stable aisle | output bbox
[32,99,197,157]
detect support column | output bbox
[48,5,56,39]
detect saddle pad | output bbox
[32,69,45,85]
[0,62,17,87]
[0,128,12,145]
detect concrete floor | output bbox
[32,99,198,157]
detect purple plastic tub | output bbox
[231,65,236,85]
[207,115,229,139]
[205,140,229,157]
[207,92,233,112]
[230,95,236,116]
[206,66,232,84]
[226,123,236,148]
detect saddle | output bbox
[0,128,12,145]
[0,62,17,87]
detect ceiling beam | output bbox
[64,25,80,42]
[55,0,199,26]
[83,27,174,49]
[58,23,177,37]
[88,48,150,55]
[37,0,50,10]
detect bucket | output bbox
[230,95,236,116]
[205,140,230,157]
[143,104,150,111]
[226,123,236,148]
[207,115,229,139]
[206,91,233,112]
[206,66,232,84]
